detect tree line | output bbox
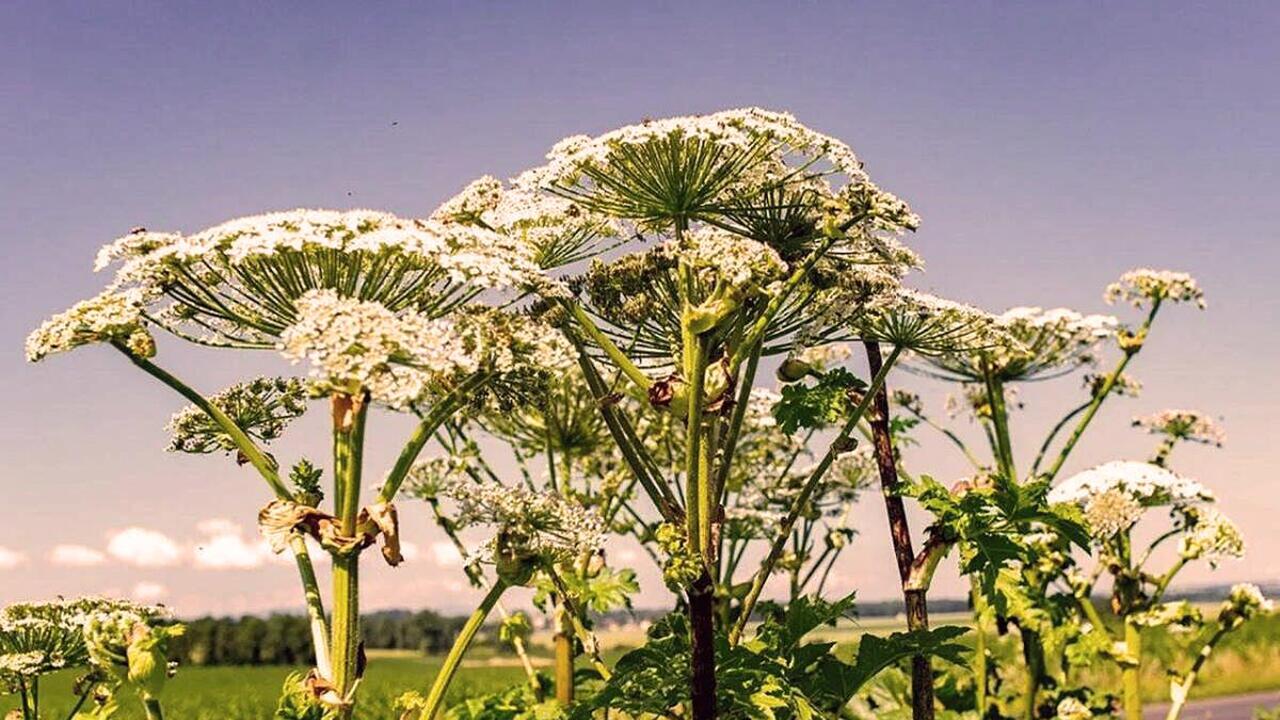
[172,610,465,666]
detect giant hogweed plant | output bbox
[399,108,1070,720]
[0,597,182,720]
[893,270,1273,720]
[25,209,580,718]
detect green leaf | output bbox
[773,368,867,434]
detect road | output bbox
[1145,691,1280,720]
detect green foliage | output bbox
[443,677,563,720]
[773,368,867,435]
[533,567,639,616]
[273,672,326,720]
[575,595,968,719]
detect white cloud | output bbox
[430,541,463,567]
[0,546,27,570]
[107,527,183,567]
[50,544,107,567]
[131,581,168,602]
[192,518,271,570]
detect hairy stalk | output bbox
[330,392,370,717]
[971,578,989,717]
[116,345,331,673]
[1122,621,1142,720]
[1030,401,1089,476]
[142,698,165,720]
[554,598,575,705]
[1044,300,1162,481]
[290,535,332,679]
[729,345,901,645]
[688,571,717,720]
[418,580,509,720]
[865,341,934,720]
[1165,625,1230,720]
[378,371,492,504]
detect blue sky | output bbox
[2,1,1277,614]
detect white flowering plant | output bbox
[27,208,574,719]
[0,597,180,720]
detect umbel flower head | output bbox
[440,481,604,585]
[514,107,919,233]
[167,376,309,454]
[279,289,474,407]
[913,306,1117,383]
[83,604,184,700]
[1105,268,1205,309]
[0,597,162,691]
[1133,409,1226,447]
[1049,460,1214,509]
[432,175,622,270]
[851,289,1005,356]
[1176,506,1245,562]
[87,208,539,349]
[25,288,154,362]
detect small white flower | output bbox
[1105,268,1205,309]
[1133,409,1226,447]
[26,289,151,362]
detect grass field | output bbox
[5,613,1278,718]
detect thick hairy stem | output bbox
[971,579,988,718]
[142,698,165,720]
[728,345,901,645]
[330,393,369,717]
[1122,621,1143,720]
[291,535,332,679]
[688,572,718,720]
[554,599,575,705]
[982,368,1016,481]
[378,371,491,504]
[865,341,934,720]
[418,580,508,720]
[682,332,711,559]
[117,347,330,672]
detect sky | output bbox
[1,1,1278,617]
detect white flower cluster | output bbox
[1083,489,1145,538]
[1049,461,1214,510]
[914,305,1117,382]
[442,481,605,568]
[1177,507,1245,561]
[99,209,536,291]
[1219,583,1274,626]
[857,289,1003,355]
[433,175,620,271]
[167,377,310,454]
[1133,409,1226,447]
[26,288,153,362]
[0,597,163,688]
[1105,268,1205,309]
[515,107,871,192]
[676,226,787,292]
[280,289,474,408]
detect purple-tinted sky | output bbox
[2,1,1278,615]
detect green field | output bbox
[6,613,1279,718]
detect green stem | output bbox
[330,392,370,716]
[566,302,652,391]
[682,327,711,559]
[729,345,902,645]
[1030,401,1089,476]
[116,344,289,498]
[115,344,331,674]
[982,367,1016,481]
[142,697,165,720]
[378,372,491,504]
[1122,621,1143,720]
[290,535,332,679]
[1044,301,1161,481]
[971,579,988,718]
[711,338,763,507]
[418,580,508,720]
